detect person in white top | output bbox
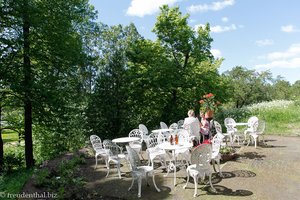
[183,110,201,144]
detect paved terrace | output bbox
[81,135,300,200]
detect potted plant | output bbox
[219,146,237,162]
[199,93,221,118]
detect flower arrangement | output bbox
[199,93,221,114]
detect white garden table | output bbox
[158,142,193,186]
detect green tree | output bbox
[1,0,97,166]
[291,80,300,100]
[223,66,273,108]
[151,5,227,121]
[86,23,142,138]
[270,76,292,100]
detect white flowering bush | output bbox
[247,100,294,112]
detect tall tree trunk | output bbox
[0,105,4,171]
[23,0,34,168]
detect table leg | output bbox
[173,149,176,186]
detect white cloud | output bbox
[221,17,229,22]
[211,24,237,33]
[126,0,179,17]
[187,0,235,13]
[211,49,222,58]
[255,43,300,69]
[194,24,205,30]
[194,23,239,33]
[189,19,197,23]
[255,39,274,47]
[281,24,300,33]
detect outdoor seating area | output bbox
[89,116,267,198]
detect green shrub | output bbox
[33,155,85,199]
[33,168,51,187]
[2,145,25,173]
[215,107,251,124]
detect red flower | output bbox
[207,93,214,98]
[199,93,221,113]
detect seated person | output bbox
[200,112,210,141]
[183,110,200,145]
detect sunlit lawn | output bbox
[2,130,19,143]
[247,101,300,136]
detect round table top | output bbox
[112,137,140,143]
[152,128,173,133]
[158,142,193,150]
[228,122,248,126]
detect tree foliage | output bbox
[1,0,97,166]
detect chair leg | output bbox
[216,159,223,177]
[128,176,135,191]
[183,169,189,189]
[236,135,240,145]
[162,156,167,168]
[106,161,110,177]
[209,173,216,192]
[193,176,198,197]
[152,174,161,192]
[117,162,121,179]
[95,155,98,169]
[138,176,142,198]
[145,172,149,186]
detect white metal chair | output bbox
[183,144,215,197]
[174,129,191,165]
[177,119,184,129]
[244,116,259,141]
[211,132,225,177]
[128,129,143,159]
[103,139,126,179]
[146,132,167,168]
[160,121,171,138]
[224,117,239,145]
[214,121,227,147]
[248,120,266,148]
[126,145,161,198]
[138,124,149,143]
[169,123,178,130]
[90,135,108,169]
[160,121,168,129]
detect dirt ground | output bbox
[21,135,300,200]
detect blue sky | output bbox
[89,0,300,84]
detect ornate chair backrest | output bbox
[90,135,103,151]
[224,118,236,132]
[175,129,190,144]
[126,145,141,171]
[214,121,223,134]
[147,132,165,148]
[248,116,259,127]
[177,120,184,128]
[129,129,143,139]
[169,123,178,130]
[139,124,149,135]
[190,144,212,169]
[103,139,122,156]
[160,122,168,129]
[254,120,265,135]
[211,133,224,155]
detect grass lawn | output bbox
[247,101,300,136]
[0,169,33,196]
[2,130,19,143]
